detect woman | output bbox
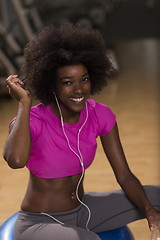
[4,24,160,240]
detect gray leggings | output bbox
[14,185,160,240]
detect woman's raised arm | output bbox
[3,75,32,169]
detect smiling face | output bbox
[54,64,91,121]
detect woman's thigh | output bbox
[15,223,101,240]
[14,210,101,240]
[82,185,160,232]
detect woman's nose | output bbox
[73,83,83,94]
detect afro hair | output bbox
[22,23,115,104]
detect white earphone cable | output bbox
[41,212,65,225]
[54,94,91,231]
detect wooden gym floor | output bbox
[0,38,159,239]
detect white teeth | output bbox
[70,97,84,102]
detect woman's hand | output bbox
[146,208,160,231]
[6,75,32,105]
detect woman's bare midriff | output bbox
[21,172,84,213]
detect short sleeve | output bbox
[93,101,116,136]
[29,109,43,142]
[9,109,43,143]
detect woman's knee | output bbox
[61,225,101,240]
[76,229,101,240]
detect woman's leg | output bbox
[14,185,160,239]
[15,223,101,240]
[79,185,160,233]
[14,210,101,240]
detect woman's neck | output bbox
[49,102,81,124]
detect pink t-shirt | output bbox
[11,99,116,179]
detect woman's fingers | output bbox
[146,209,160,231]
[6,75,26,98]
[6,76,24,95]
[6,74,18,80]
[5,74,32,105]
[6,75,18,83]
[6,75,24,87]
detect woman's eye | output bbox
[82,77,89,82]
[63,81,72,85]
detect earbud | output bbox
[53,91,57,98]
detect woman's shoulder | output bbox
[87,99,112,112]
[29,103,47,141]
[30,103,47,120]
[87,99,116,136]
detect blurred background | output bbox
[0,0,160,239]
